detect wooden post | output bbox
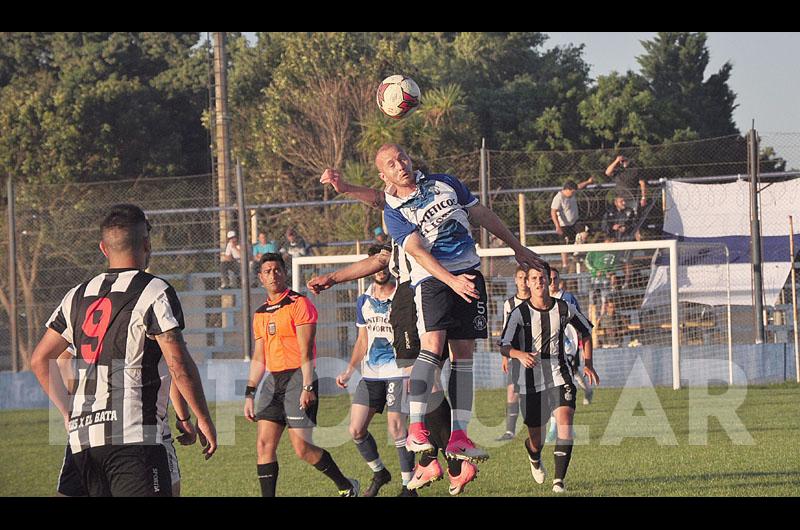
[518,193,526,246]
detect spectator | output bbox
[251,231,278,286]
[373,226,391,246]
[550,177,595,269]
[584,234,620,309]
[605,155,647,215]
[601,194,639,242]
[596,296,629,348]
[220,230,241,289]
[280,227,312,262]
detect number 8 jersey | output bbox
[355,284,405,380]
[46,268,184,454]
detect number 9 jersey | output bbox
[46,268,184,454]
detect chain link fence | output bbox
[3,133,800,370]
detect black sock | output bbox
[446,457,463,476]
[524,437,541,463]
[313,449,352,491]
[554,438,574,481]
[425,390,452,450]
[257,462,279,497]
[419,453,437,467]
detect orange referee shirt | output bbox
[253,289,318,372]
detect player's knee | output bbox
[387,419,405,439]
[349,425,367,441]
[256,439,279,460]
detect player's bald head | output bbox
[100,204,151,254]
[375,143,405,169]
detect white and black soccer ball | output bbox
[376,75,421,119]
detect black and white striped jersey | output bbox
[388,241,412,284]
[502,295,529,328]
[500,297,592,392]
[46,268,184,454]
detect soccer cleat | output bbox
[445,430,489,462]
[552,479,566,493]
[338,478,360,497]
[397,485,419,497]
[495,431,515,442]
[405,422,435,453]
[362,468,391,497]
[406,459,443,490]
[447,461,478,496]
[529,457,546,484]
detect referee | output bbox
[31,204,217,496]
[244,253,358,497]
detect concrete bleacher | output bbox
[161,271,265,361]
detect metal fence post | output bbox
[7,177,18,372]
[749,127,766,344]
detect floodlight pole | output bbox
[235,161,253,361]
[479,138,489,249]
[748,127,766,344]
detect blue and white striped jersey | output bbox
[355,284,404,380]
[384,171,480,286]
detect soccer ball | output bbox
[376,75,421,119]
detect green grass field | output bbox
[2,383,799,497]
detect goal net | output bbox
[292,239,733,392]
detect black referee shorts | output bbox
[390,281,420,368]
[255,369,319,429]
[71,443,173,497]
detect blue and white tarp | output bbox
[643,178,800,307]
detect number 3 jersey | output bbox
[46,268,184,454]
[355,284,405,380]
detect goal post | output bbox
[292,238,732,391]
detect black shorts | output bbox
[561,224,578,244]
[70,443,173,497]
[352,378,407,414]
[57,445,87,497]
[506,357,521,392]
[255,369,319,428]
[414,269,488,340]
[390,281,420,368]
[520,383,577,428]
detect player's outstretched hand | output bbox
[512,350,539,369]
[515,247,547,272]
[176,418,197,445]
[307,274,335,295]
[320,168,349,194]
[196,417,218,460]
[447,273,480,303]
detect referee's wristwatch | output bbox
[302,384,314,393]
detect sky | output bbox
[544,32,800,137]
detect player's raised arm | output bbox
[321,168,385,210]
[307,249,389,294]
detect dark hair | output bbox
[549,266,560,277]
[259,252,286,271]
[100,203,151,252]
[367,244,385,257]
[515,265,526,274]
[563,180,577,191]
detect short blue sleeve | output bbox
[383,204,418,247]
[355,294,367,326]
[429,174,478,207]
[563,292,582,314]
